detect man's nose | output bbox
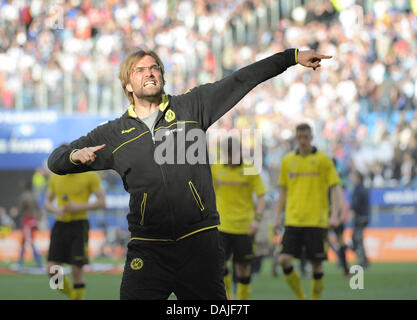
[143,68,153,77]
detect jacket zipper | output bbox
[188,181,205,212]
[140,193,147,225]
[145,115,176,239]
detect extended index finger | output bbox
[90,144,106,153]
[314,54,332,59]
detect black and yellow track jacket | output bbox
[48,49,298,241]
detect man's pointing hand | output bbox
[297,50,332,70]
[71,144,106,164]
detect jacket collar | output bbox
[127,94,169,118]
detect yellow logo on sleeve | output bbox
[130,258,144,270]
[164,110,176,123]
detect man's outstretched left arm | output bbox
[180,48,331,130]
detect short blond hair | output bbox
[118,49,165,105]
[295,123,312,133]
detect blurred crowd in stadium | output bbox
[1,0,417,191]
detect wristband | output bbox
[69,149,81,165]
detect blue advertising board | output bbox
[346,187,417,206]
[369,188,417,206]
[0,110,119,169]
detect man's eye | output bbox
[133,65,160,74]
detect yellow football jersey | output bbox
[48,172,102,222]
[278,148,340,228]
[211,163,266,234]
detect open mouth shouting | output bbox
[144,80,157,88]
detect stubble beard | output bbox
[134,86,164,100]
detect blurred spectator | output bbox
[400,151,415,186]
[32,167,49,197]
[410,165,417,188]
[349,170,370,269]
[16,180,44,268]
[8,206,19,228]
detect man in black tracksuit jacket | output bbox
[48,47,330,299]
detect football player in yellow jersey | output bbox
[44,170,106,300]
[212,138,266,300]
[274,123,342,300]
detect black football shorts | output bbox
[47,220,89,267]
[120,228,226,300]
[219,231,254,264]
[280,226,328,262]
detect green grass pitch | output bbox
[0,259,416,300]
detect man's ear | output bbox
[126,83,133,92]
